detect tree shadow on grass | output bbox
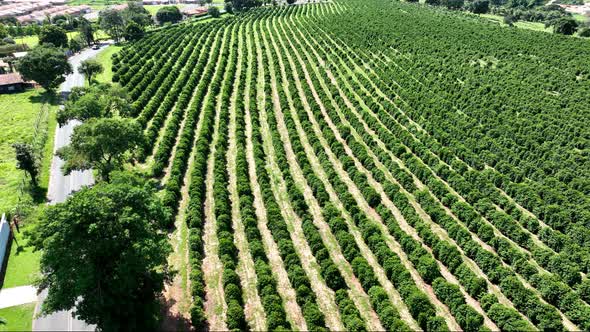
[28,184,47,205]
[28,90,61,107]
[159,294,194,332]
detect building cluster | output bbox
[559,3,590,16]
[0,1,91,24]
[181,6,208,16]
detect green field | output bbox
[2,228,40,289]
[144,4,187,15]
[480,13,552,32]
[14,31,110,48]
[0,90,56,214]
[113,1,590,330]
[0,303,35,331]
[0,75,57,332]
[94,45,123,84]
[15,31,80,49]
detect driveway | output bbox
[33,43,111,331]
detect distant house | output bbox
[182,7,208,17]
[0,73,34,93]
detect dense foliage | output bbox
[29,172,171,331]
[114,0,590,330]
[17,44,72,91]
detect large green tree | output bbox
[123,21,144,41]
[17,44,72,91]
[99,9,125,42]
[12,142,38,186]
[29,171,172,331]
[155,6,182,25]
[467,0,490,14]
[57,118,143,181]
[57,90,106,125]
[78,59,104,85]
[552,17,579,35]
[0,24,8,39]
[122,2,153,27]
[230,0,262,10]
[38,25,68,48]
[57,84,132,125]
[78,18,95,46]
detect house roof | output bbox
[0,73,27,86]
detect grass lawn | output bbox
[2,228,40,289]
[144,4,186,16]
[94,45,122,84]
[480,13,552,33]
[0,90,57,214]
[13,35,38,49]
[14,31,110,48]
[0,88,56,291]
[0,303,35,331]
[573,13,588,22]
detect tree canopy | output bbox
[467,0,490,14]
[12,142,38,186]
[551,17,579,35]
[122,2,153,27]
[156,6,183,25]
[208,6,221,18]
[78,18,95,46]
[230,0,262,10]
[0,24,8,39]
[99,9,125,42]
[57,117,143,181]
[17,44,72,91]
[29,171,171,331]
[124,21,144,41]
[38,25,68,48]
[57,84,132,125]
[78,59,104,84]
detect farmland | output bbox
[107,0,590,330]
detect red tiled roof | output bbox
[0,73,27,85]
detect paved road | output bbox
[33,43,111,331]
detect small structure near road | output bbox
[0,73,34,93]
[182,6,208,17]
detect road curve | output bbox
[33,43,111,332]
